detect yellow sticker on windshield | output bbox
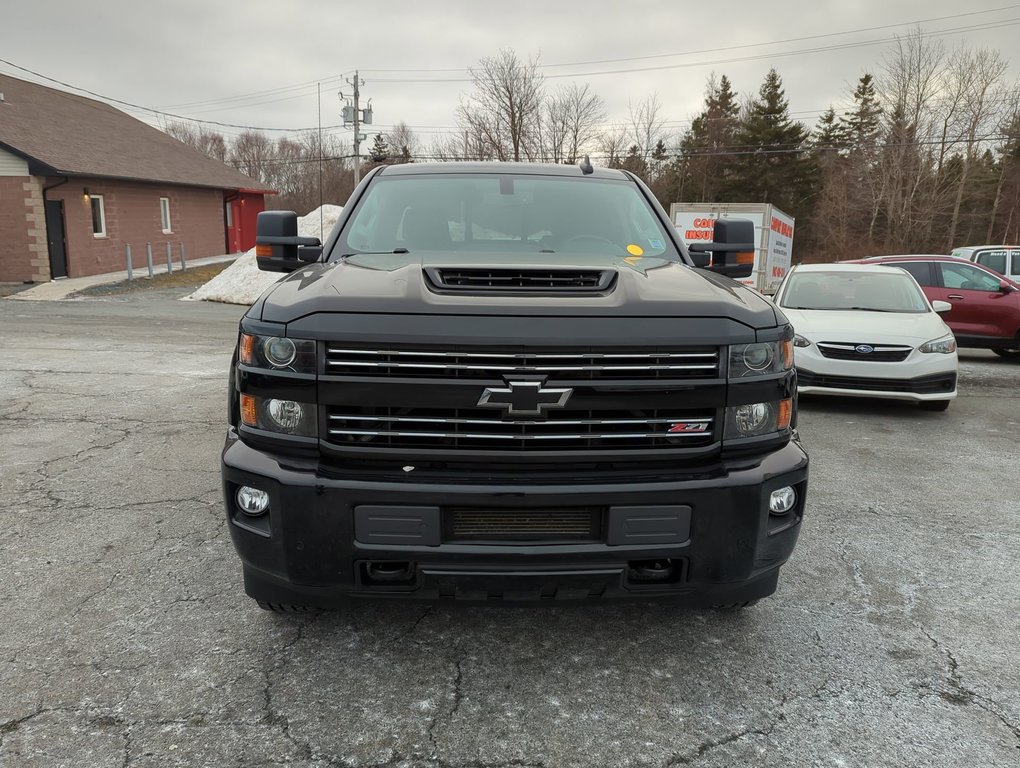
[627,244,644,256]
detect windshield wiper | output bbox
[336,248,411,260]
[847,307,900,312]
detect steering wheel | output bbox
[562,235,619,253]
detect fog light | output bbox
[266,399,304,432]
[769,486,796,515]
[735,402,770,434]
[236,486,269,516]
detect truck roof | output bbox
[376,161,630,181]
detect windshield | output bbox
[335,173,679,261]
[778,270,930,313]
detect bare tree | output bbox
[458,49,545,161]
[944,48,1008,248]
[228,129,276,183]
[596,127,630,168]
[386,121,420,163]
[543,83,606,164]
[160,119,228,163]
[628,93,668,161]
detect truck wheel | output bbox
[256,600,322,614]
[919,400,951,412]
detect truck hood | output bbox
[256,251,779,328]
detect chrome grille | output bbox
[324,346,720,380]
[326,408,715,451]
[817,342,912,362]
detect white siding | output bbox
[0,148,29,176]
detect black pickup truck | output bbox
[222,162,808,611]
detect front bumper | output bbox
[794,345,957,402]
[221,432,809,607]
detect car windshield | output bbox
[335,173,679,262]
[779,270,929,313]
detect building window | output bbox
[160,197,172,233]
[90,195,106,238]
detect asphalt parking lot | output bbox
[1,290,1018,768]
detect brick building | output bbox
[0,73,273,283]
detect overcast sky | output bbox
[3,0,1020,153]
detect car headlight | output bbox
[239,333,316,372]
[239,394,317,436]
[724,399,793,439]
[793,334,810,348]
[728,339,794,377]
[919,334,957,354]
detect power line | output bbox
[0,56,344,132]
[360,5,1020,74]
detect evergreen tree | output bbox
[678,74,740,201]
[725,69,814,215]
[839,74,882,152]
[369,133,389,164]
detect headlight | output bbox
[793,334,810,348]
[724,399,793,439]
[239,333,315,372]
[239,394,317,436]
[728,339,794,377]
[919,334,957,354]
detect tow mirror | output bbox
[931,300,952,314]
[255,211,322,273]
[687,219,756,278]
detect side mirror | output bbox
[1000,279,1017,293]
[687,219,756,278]
[255,211,322,273]
[931,300,952,314]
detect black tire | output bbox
[991,347,1020,359]
[256,600,322,614]
[919,400,951,412]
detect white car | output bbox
[774,263,958,411]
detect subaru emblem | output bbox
[855,344,875,354]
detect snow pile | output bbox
[185,204,343,305]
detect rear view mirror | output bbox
[687,219,756,278]
[255,211,322,273]
[931,300,952,314]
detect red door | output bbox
[934,261,1020,343]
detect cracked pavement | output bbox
[1,291,1018,767]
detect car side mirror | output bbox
[931,300,952,314]
[255,211,322,273]
[687,219,755,278]
[999,279,1017,293]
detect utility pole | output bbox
[342,71,371,185]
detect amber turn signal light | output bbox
[780,338,794,369]
[239,333,255,365]
[240,393,258,427]
[735,251,755,265]
[777,398,792,430]
[255,244,272,258]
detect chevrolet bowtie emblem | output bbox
[476,381,573,417]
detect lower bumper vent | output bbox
[445,508,602,543]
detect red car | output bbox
[849,255,1020,358]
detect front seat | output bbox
[401,207,452,250]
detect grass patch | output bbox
[71,261,234,297]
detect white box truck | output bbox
[670,203,795,294]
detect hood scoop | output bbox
[425,267,616,293]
